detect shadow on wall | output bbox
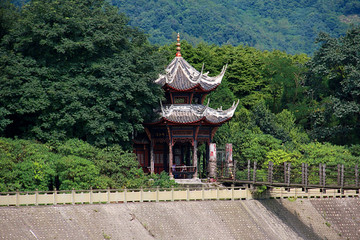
[259,199,323,240]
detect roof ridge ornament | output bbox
[200,98,210,114]
[176,33,181,57]
[159,100,166,116]
[192,63,204,83]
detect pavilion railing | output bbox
[232,161,359,189]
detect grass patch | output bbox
[288,197,297,202]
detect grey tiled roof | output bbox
[155,57,227,91]
[151,101,239,124]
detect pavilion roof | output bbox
[148,100,239,125]
[154,56,227,91]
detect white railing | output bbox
[1,187,358,206]
[0,186,251,206]
[266,187,359,199]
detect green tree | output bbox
[0,137,177,191]
[55,155,109,190]
[261,51,309,113]
[0,138,56,191]
[224,45,268,108]
[264,149,294,167]
[304,26,360,144]
[113,0,355,55]
[0,1,19,40]
[0,0,164,147]
[298,142,359,167]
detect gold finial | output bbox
[176,33,181,57]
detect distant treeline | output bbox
[112,0,360,55]
[10,0,360,54]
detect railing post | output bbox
[247,160,251,181]
[90,187,93,204]
[54,188,57,205]
[355,165,359,188]
[305,163,308,192]
[156,186,159,202]
[231,184,234,201]
[268,161,273,183]
[253,161,257,184]
[35,189,39,206]
[341,164,344,189]
[319,164,322,187]
[201,185,205,201]
[140,187,143,203]
[287,163,291,186]
[302,163,305,186]
[107,188,110,204]
[16,190,19,207]
[337,164,341,186]
[124,187,127,204]
[284,162,287,184]
[322,164,326,187]
[186,187,189,201]
[71,188,75,205]
[171,186,174,202]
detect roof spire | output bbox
[176,33,181,57]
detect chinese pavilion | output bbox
[134,34,239,179]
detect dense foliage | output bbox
[161,33,360,178]
[0,138,176,192]
[304,27,360,144]
[112,0,360,55]
[0,0,165,148]
[1,0,359,190]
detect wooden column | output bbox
[204,142,209,178]
[226,143,233,179]
[150,141,154,174]
[208,143,217,178]
[169,143,174,179]
[193,140,198,179]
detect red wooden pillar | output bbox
[150,141,154,174]
[193,140,198,179]
[169,142,174,179]
[226,143,234,179]
[209,143,217,179]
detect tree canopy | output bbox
[0,0,165,148]
[304,26,360,144]
[112,0,359,55]
[0,137,177,191]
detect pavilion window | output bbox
[155,153,164,164]
[137,153,144,165]
[174,97,187,104]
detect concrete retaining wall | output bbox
[1,198,359,239]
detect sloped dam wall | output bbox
[1,198,359,239]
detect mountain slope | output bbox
[112,0,360,54]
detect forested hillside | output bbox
[0,0,359,192]
[112,0,360,54]
[11,0,360,54]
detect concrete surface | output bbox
[1,198,359,239]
